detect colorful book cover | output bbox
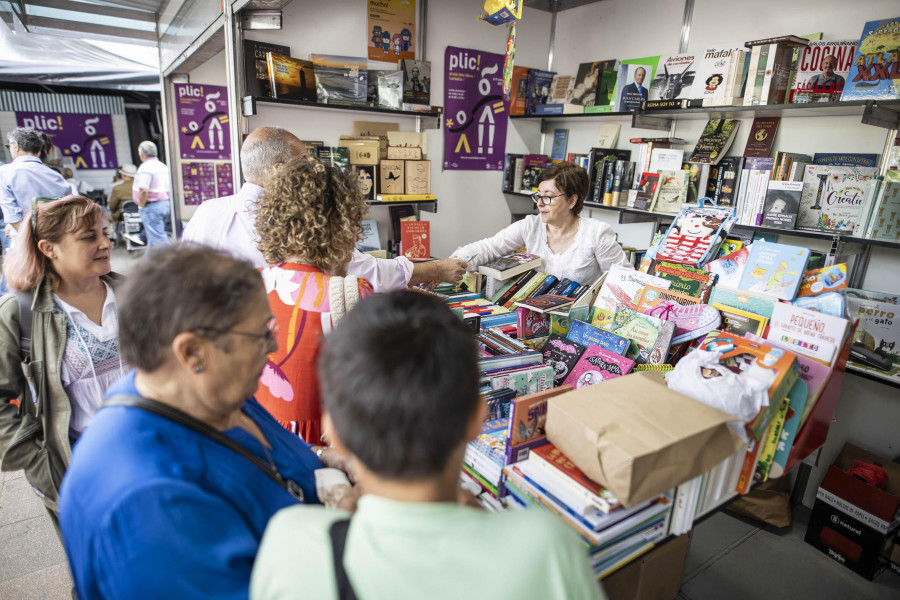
[707,286,777,321]
[845,296,900,376]
[840,17,900,101]
[755,397,790,482]
[713,303,769,337]
[517,307,551,339]
[590,306,615,329]
[653,262,716,299]
[530,443,621,513]
[565,319,630,356]
[525,69,556,114]
[767,303,850,367]
[688,118,739,164]
[634,172,661,211]
[698,332,799,439]
[594,264,672,312]
[245,40,291,97]
[636,285,702,313]
[705,245,751,288]
[541,333,587,385]
[811,153,879,167]
[400,220,430,259]
[650,170,688,214]
[797,263,847,297]
[737,241,810,301]
[716,238,744,259]
[550,129,569,160]
[490,365,555,397]
[789,40,856,103]
[604,307,675,364]
[614,59,657,112]
[562,344,636,388]
[266,52,317,101]
[868,180,900,241]
[548,305,591,337]
[768,380,809,478]
[505,386,574,463]
[797,165,877,231]
[742,117,780,158]
[761,181,803,229]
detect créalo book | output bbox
[562,344,636,389]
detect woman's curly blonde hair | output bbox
[256,157,368,272]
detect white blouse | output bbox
[455,214,633,286]
[54,283,125,435]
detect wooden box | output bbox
[405,160,431,194]
[379,160,405,194]
[387,145,423,160]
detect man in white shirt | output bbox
[134,141,172,249]
[182,127,466,292]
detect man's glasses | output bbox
[531,192,567,205]
[195,317,279,345]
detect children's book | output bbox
[652,206,735,268]
[541,334,587,385]
[767,303,850,367]
[840,17,900,101]
[796,165,877,231]
[489,365,555,397]
[594,264,671,312]
[505,386,574,463]
[797,264,847,297]
[716,239,744,259]
[707,285,779,320]
[565,319,630,356]
[737,241,810,301]
[705,245,751,288]
[562,344,636,389]
[636,285,702,313]
[517,307,551,339]
[767,380,808,478]
[604,307,675,364]
[845,296,900,377]
[529,443,621,514]
[713,303,769,337]
[652,261,718,302]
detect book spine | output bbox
[743,45,762,106]
[852,179,881,237]
[496,271,531,307]
[751,45,770,106]
[758,45,779,105]
[266,53,278,98]
[754,171,771,225]
[529,451,613,513]
[531,275,559,297]
[735,439,762,495]
[737,168,752,225]
[864,184,888,239]
[507,273,547,307]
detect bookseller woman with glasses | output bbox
[454,163,633,285]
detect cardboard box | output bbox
[405,160,431,194]
[546,371,743,507]
[379,160,405,194]
[804,443,900,580]
[338,138,380,165]
[602,533,690,600]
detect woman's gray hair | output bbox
[240,127,297,182]
[117,245,264,371]
[138,140,158,158]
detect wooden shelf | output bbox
[845,364,900,391]
[242,96,443,119]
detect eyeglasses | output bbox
[195,317,279,345]
[531,192,567,205]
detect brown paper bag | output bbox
[546,371,744,507]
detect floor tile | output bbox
[0,516,67,582]
[0,562,72,599]
[1,470,26,483]
[682,510,760,580]
[0,476,48,527]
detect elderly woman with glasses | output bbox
[454,163,632,286]
[59,246,349,600]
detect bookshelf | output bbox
[241,95,444,120]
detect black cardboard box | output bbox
[804,443,900,580]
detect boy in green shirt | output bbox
[251,291,603,600]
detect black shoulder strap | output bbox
[105,393,305,502]
[15,290,33,360]
[329,519,359,600]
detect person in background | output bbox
[251,291,604,600]
[454,162,632,285]
[182,126,466,291]
[134,140,172,249]
[106,163,136,233]
[63,167,92,196]
[0,196,121,530]
[253,157,372,444]
[59,246,351,600]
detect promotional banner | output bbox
[367,0,416,61]
[443,46,508,171]
[16,112,117,170]
[174,83,231,161]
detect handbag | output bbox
[105,394,306,502]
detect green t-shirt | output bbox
[251,495,605,600]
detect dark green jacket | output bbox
[0,273,123,512]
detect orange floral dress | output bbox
[256,262,373,443]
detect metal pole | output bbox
[154,19,180,236]
[547,0,557,72]
[679,0,695,53]
[223,2,244,190]
[416,0,428,133]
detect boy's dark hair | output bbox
[318,291,479,480]
[118,245,264,371]
[536,162,589,216]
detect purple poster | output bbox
[174,83,232,160]
[16,112,117,170]
[181,161,217,205]
[215,162,234,197]
[443,46,508,171]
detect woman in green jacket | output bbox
[0,195,123,525]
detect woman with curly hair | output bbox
[254,157,372,442]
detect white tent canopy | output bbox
[0,19,159,91]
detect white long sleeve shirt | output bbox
[182,182,413,292]
[454,214,632,285]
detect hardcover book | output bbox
[245,40,290,97]
[767,303,850,367]
[634,172,660,210]
[614,60,657,112]
[505,386,574,463]
[737,240,810,301]
[653,261,716,299]
[761,180,803,229]
[796,165,877,231]
[565,319,630,356]
[525,69,556,115]
[743,117,780,157]
[840,17,900,101]
[688,119,739,164]
[562,343,636,388]
[266,52,317,101]
[706,245,751,288]
[517,306,551,339]
[529,443,621,513]
[509,65,533,116]
[650,170,688,214]
[649,52,700,102]
[636,285,702,313]
[604,307,675,364]
[310,54,368,106]
[399,59,431,106]
[707,284,778,320]
[789,40,856,103]
[713,303,769,337]
[541,333,587,385]
[478,252,542,280]
[490,365,555,398]
[594,264,672,312]
[797,263,847,297]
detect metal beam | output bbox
[678,0,694,53]
[223,0,244,190]
[23,15,157,43]
[24,0,157,22]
